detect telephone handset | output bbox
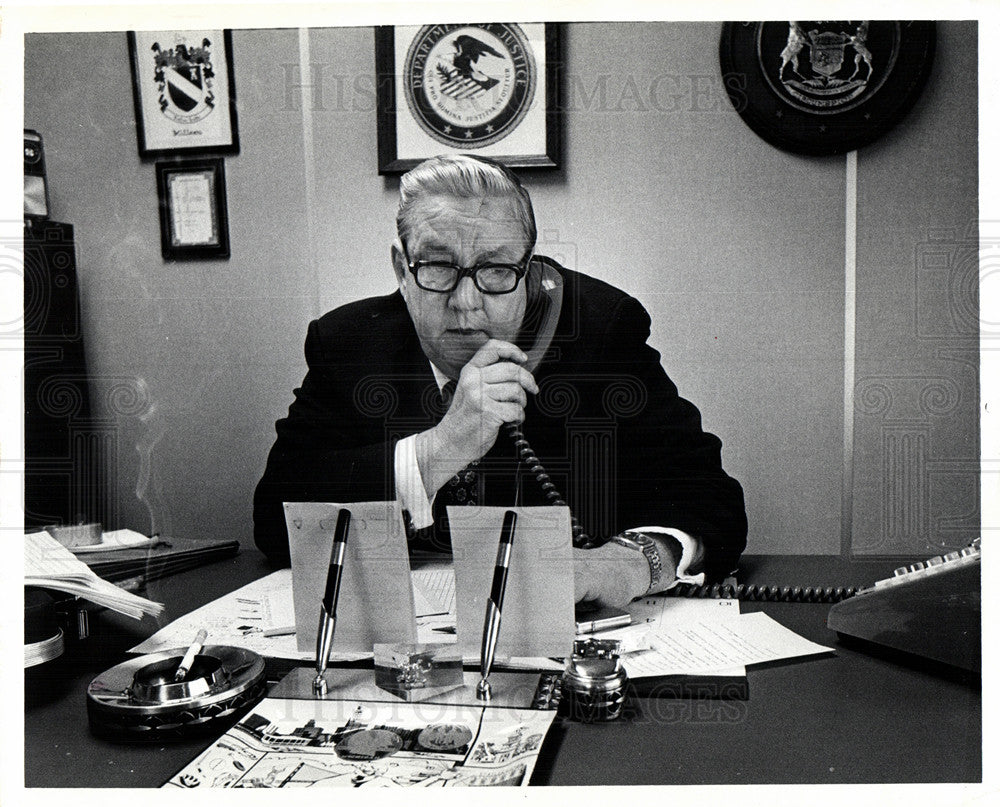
[509,260,595,549]
[517,258,563,376]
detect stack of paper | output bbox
[80,534,240,584]
[25,531,165,619]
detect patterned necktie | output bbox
[439,380,480,507]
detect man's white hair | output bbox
[396,154,536,251]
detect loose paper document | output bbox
[449,506,575,659]
[286,501,417,653]
[165,697,556,788]
[591,589,744,678]
[132,569,359,661]
[136,566,441,660]
[621,612,832,676]
[69,528,158,554]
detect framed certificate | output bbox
[375,23,562,174]
[128,30,239,157]
[155,158,230,260]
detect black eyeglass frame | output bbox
[401,242,533,295]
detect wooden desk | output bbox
[23,552,981,787]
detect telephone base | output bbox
[827,547,980,673]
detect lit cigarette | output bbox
[174,629,208,682]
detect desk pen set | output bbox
[295,507,625,719]
[306,508,535,702]
[87,506,623,742]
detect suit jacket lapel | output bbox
[387,299,440,430]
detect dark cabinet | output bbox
[23,220,99,528]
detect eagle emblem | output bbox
[404,24,536,148]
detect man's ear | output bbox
[391,243,409,301]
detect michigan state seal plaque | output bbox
[720,21,935,155]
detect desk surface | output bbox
[23,552,981,787]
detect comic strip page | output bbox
[165,697,556,788]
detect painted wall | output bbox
[852,21,979,555]
[23,21,978,556]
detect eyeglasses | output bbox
[402,243,531,295]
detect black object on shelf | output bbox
[24,129,50,220]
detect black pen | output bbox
[313,508,351,695]
[476,510,517,701]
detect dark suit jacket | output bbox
[254,261,747,580]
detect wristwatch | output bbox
[609,531,663,596]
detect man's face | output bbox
[393,194,529,379]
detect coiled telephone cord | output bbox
[667,581,858,603]
[507,424,596,549]
[506,425,860,604]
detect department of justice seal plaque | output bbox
[719,21,935,155]
[403,24,537,149]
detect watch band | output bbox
[610,531,663,596]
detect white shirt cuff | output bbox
[630,526,705,588]
[394,434,436,530]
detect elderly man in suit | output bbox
[254,154,747,606]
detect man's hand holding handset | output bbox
[414,339,537,499]
[415,338,670,607]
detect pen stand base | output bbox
[272,665,560,710]
[373,643,463,702]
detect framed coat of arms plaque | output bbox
[128,30,239,158]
